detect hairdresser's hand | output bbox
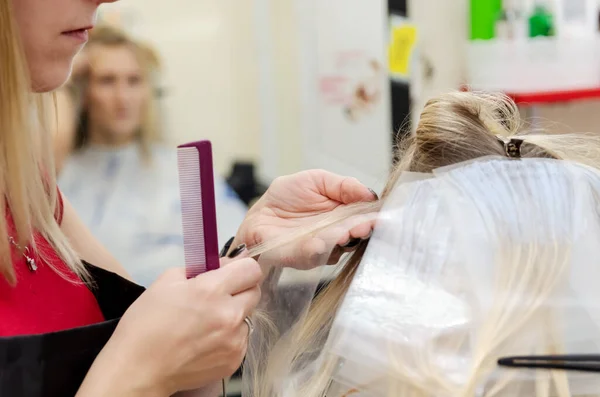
[234,170,378,269]
[77,254,262,397]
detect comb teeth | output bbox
[178,147,207,278]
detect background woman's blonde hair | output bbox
[73,25,161,161]
[0,0,85,284]
[244,91,600,397]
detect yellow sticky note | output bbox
[389,25,417,76]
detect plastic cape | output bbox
[243,157,600,397]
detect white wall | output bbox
[409,0,468,127]
[253,0,305,180]
[294,0,392,190]
[254,0,393,188]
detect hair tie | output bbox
[496,136,523,159]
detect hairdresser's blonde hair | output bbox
[246,91,600,397]
[0,0,85,284]
[74,25,161,160]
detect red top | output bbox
[0,191,105,336]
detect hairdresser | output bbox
[56,26,249,287]
[0,0,377,396]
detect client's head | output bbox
[244,92,600,397]
[385,92,577,193]
[74,26,160,155]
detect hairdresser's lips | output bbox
[61,27,91,43]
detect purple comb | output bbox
[177,140,220,279]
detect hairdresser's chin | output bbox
[28,48,84,93]
[20,27,89,92]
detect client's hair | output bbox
[245,91,600,397]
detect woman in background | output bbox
[57,26,248,286]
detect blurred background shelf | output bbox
[466,37,600,95]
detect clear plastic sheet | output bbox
[328,158,600,397]
[244,157,600,397]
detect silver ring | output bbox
[244,316,254,337]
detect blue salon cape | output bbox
[59,144,248,286]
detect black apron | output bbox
[0,261,146,396]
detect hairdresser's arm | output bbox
[75,348,163,397]
[61,196,132,280]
